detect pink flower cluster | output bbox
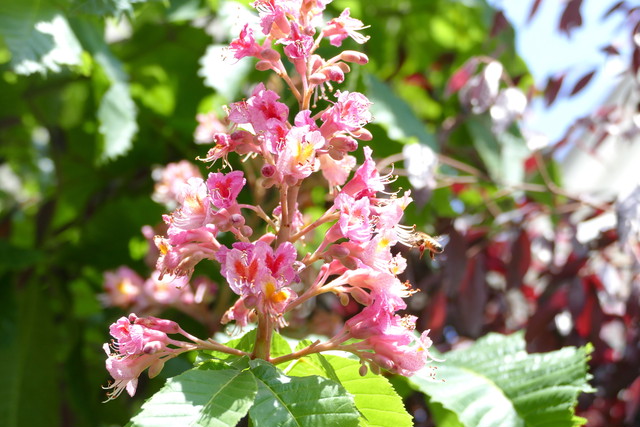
[104,0,436,399]
[101,162,218,328]
[103,314,194,400]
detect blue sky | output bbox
[488,0,634,143]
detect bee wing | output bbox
[435,235,450,251]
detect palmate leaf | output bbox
[97,82,139,160]
[285,352,413,427]
[130,368,257,427]
[409,332,594,427]
[249,359,360,427]
[0,0,83,75]
[71,19,138,160]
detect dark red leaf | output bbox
[424,289,447,334]
[601,44,621,56]
[554,252,589,280]
[506,230,532,289]
[624,377,640,424]
[632,45,640,75]
[525,287,567,352]
[559,0,583,36]
[603,1,627,20]
[404,73,431,90]
[490,10,509,38]
[544,73,565,106]
[570,69,596,96]
[446,57,479,96]
[454,255,487,339]
[527,0,543,23]
[443,227,468,297]
[575,276,604,338]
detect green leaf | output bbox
[97,82,139,160]
[0,282,60,427]
[0,239,42,273]
[409,332,594,427]
[466,116,529,186]
[286,354,413,427]
[249,359,359,427]
[71,19,138,160]
[70,0,138,17]
[130,368,257,427]
[364,73,437,150]
[0,1,83,75]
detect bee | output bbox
[408,231,449,260]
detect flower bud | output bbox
[310,55,324,71]
[329,135,358,152]
[336,62,351,73]
[143,341,164,354]
[323,66,344,83]
[240,225,253,237]
[261,163,276,178]
[259,48,280,62]
[369,362,381,375]
[256,60,273,71]
[230,213,245,227]
[342,256,358,270]
[148,359,166,379]
[351,128,373,141]
[340,50,369,65]
[329,244,350,258]
[135,316,180,334]
[359,363,368,377]
[328,148,345,160]
[310,73,328,85]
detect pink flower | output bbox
[108,316,172,355]
[323,8,370,47]
[265,241,298,284]
[103,314,185,400]
[335,193,372,243]
[321,91,372,135]
[229,24,261,60]
[341,146,387,199]
[294,110,319,129]
[206,171,246,210]
[194,112,227,144]
[144,271,191,306]
[100,266,145,308]
[216,241,299,325]
[228,83,290,149]
[276,126,325,181]
[104,349,156,399]
[152,161,203,208]
[164,177,212,234]
[155,226,220,280]
[280,23,314,60]
[319,153,356,191]
[199,130,257,166]
[368,325,435,377]
[216,242,267,296]
[252,0,297,38]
